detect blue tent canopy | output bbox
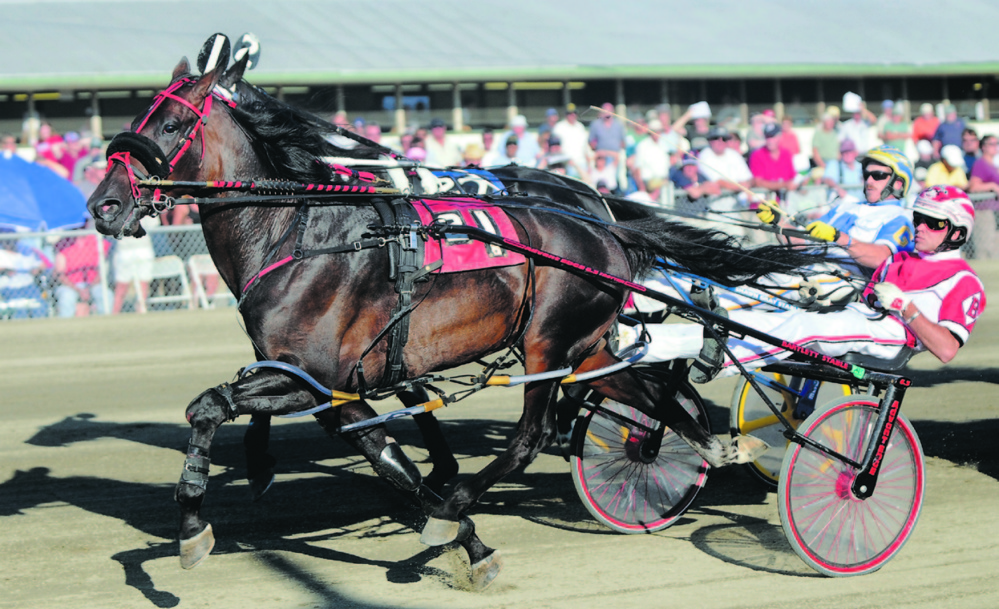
[0,156,88,231]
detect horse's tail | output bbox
[607,216,828,287]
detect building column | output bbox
[507,83,517,126]
[394,84,406,134]
[739,79,748,127]
[451,82,463,131]
[90,93,102,141]
[615,78,626,120]
[24,94,40,146]
[562,81,571,109]
[816,79,825,120]
[773,79,785,121]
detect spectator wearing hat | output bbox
[493,135,521,167]
[590,153,618,193]
[461,142,486,168]
[630,119,670,198]
[669,156,719,201]
[811,111,841,170]
[694,126,753,240]
[913,139,936,187]
[697,126,753,194]
[875,100,895,135]
[925,144,968,189]
[553,103,591,172]
[932,105,965,157]
[424,118,462,167]
[538,136,583,179]
[673,101,712,144]
[588,102,626,170]
[911,103,940,144]
[878,101,911,149]
[538,108,559,142]
[839,101,878,154]
[960,127,980,173]
[968,133,999,258]
[493,115,539,167]
[822,139,865,201]
[749,123,799,193]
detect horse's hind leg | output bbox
[244,414,276,500]
[405,387,459,494]
[582,357,767,468]
[421,377,561,546]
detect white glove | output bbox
[873,282,911,313]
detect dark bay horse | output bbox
[87,56,825,587]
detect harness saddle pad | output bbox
[412,198,525,274]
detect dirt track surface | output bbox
[3,263,999,609]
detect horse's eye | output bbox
[163,123,179,135]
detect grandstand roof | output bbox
[3,0,999,92]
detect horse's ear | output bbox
[190,65,224,103]
[220,53,249,91]
[172,58,191,81]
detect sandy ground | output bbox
[2,263,999,609]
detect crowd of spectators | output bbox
[345,97,999,219]
[0,123,200,319]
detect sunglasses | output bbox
[864,170,892,181]
[913,212,950,231]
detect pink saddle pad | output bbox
[413,199,526,273]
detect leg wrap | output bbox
[180,443,211,490]
[372,442,422,492]
[213,382,239,421]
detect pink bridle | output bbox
[106,77,236,203]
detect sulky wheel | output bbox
[570,382,709,534]
[731,373,851,488]
[777,396,925,576]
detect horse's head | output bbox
[88,56,248,237]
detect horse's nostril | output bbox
[98,200,121,220]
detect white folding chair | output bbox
[136,255,193,311]
[187,254,235,309]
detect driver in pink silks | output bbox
[637,185,986,379]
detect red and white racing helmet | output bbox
[912,185,975,251]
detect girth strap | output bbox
[385,200,428,386]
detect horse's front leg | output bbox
[314,401,499,590]
[176,369,320,569]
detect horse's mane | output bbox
[227,80,388,183]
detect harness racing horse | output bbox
[87,56,826,588]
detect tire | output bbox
[777,396,925,577]
[731,373,851,487]
[570,382,709,534]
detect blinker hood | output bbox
[106,132,171,179]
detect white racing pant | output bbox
[638,303,913,379]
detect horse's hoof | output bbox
[249,469,275,501]
[733,435,770,464]
[470,550,503,591]
[179,524,215,570]
[420,516,460,546]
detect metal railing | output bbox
[0,225,233,321]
